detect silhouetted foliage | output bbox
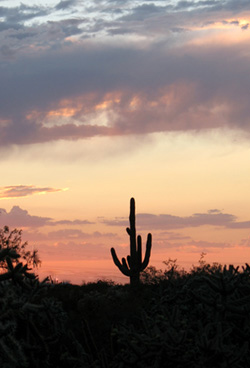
[2,225,250,367]
[0,226,41,271]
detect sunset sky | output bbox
[1,0,250,284]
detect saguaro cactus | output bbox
[110,198,152,287]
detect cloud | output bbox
[0,1,250,146]
[0,185,65,199]
[0,4,49,24]
[0,206,93,228]
[49,219,94,226]
[23,228,118,243]
[0,39,249,146]
[103,210,250,230]
[55,0,78,11]
[0,206,52,228]
[152,239,232,252]
[186,239,232,249]
[47,229,117,239]
[32,240,112,260]
[158,231,192,241]
[119,3,169,22]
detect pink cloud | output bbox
[0,185,65,199]
[0,206,93,228]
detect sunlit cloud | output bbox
[0,185,67,199]
[0,1,250,147]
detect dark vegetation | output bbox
[2,244,250,368]
[2,199,250,367]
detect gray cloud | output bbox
[47,229,117,239]
[1,39,250,145]
[0,0,250,146]
[103,210,250,230]
[174,0,222,11]
[33,241,112,260]
[24,228,117,242]
[152,239,232,252]
[55,0,78,11]
[186,239,232,249]
[158,231,192,241]
[0,206,52,228]
[9,31,36,40]
[173,0,250,12]
[0,206,93,228]
[120,3,169,21]
[0,4,49,24]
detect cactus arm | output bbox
[110,248,131,277]
[122,257,129,270]
[137,235,142,266]
[140,233,152,271]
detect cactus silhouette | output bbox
[110,198,152,287]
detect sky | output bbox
[1,0,250,284]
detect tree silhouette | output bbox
[0,226,41,271]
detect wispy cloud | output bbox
[103,210,250,230]
[25,228,118,242]
[0,185,67,199]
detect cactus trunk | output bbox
[110,198,152,287]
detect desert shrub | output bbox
[0,228,92,368]
[111,263,250,368]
